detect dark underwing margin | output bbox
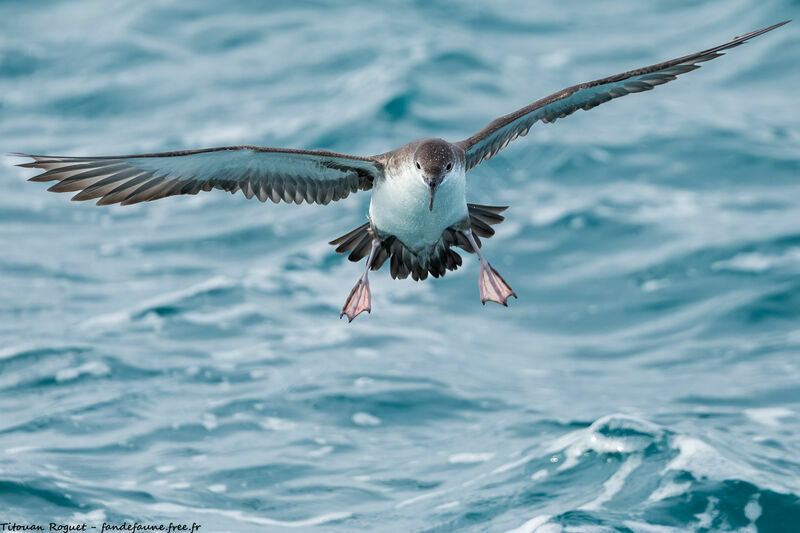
[16,146,385,207]
[329,204,508,280]
[455,21,789,171]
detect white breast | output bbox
[369,164,468,253]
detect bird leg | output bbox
[340,240,381,322]
[462,228,517,306]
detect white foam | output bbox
[745,493,762,521]
[212,342,276,361]
[81,275,237,330]
[208,484,226,493]
[5,446,37,455]
[354,376,374,387]
[148,502,350,528]
[647,481,690,502]
[531,469,548,481]
[79,310,130,329]
[71,510,105,523]
[259,417,295,431]
[712,253,774,272]
[184,303,261,326]
[492,453,536,475]
[434,501,460,511]
[694,496,718,529]
[503,515,554,533]
[641,279,669,292]
[580,455,642,510]
[529,203,575,226]
[201,413,218,431]
[0,344,51,360]
[549,414,661,470]
[395,490,445,509]
[662,435,800,495]
[743,407,794,427]
[55,361,110,382]
[712,248,800,273]
[448,452,494,464]
[622,521,684,533]
[155,465,176,473]
[352,412,381,426]
[743,493,762,533]
[664,435,761,485]
[309,446,333,457]
[354,348,379,358]
[665,436,720,476]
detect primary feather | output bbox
[456,20,790,171]
[17,146,384,206]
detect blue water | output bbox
[1,1,799,531]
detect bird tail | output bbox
[328,203,508,279]
[463,204,508,241]
[329,221,375,262]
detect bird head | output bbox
[413,139,457,211]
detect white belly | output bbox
[369,167,468,254]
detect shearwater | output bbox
[15,21,788,321]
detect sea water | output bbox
[1,0,799,531]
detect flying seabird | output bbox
[15,21,788,321]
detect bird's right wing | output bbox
[17,145,384,206]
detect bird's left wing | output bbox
[456,21,789,171]
[17,145,384,206]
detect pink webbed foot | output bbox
[478,262,517,306]
[340,276,371,322]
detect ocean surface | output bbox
[1,1,799,531]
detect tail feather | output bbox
[329,204,508,279]
[329,221,369,248]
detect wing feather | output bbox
[456,21,789,171]
[17,145,384,206]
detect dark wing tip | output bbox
[732,20,791,42]
[459,20,790,171]
[735,20,790,41]
[9,153,35,168]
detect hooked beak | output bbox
[426,176,442,211]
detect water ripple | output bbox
[1,0,799,530]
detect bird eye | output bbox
[415,161,421,170]
[446,162,452,171]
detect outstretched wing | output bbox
[17,145,384,206]
[456,21,789,171]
